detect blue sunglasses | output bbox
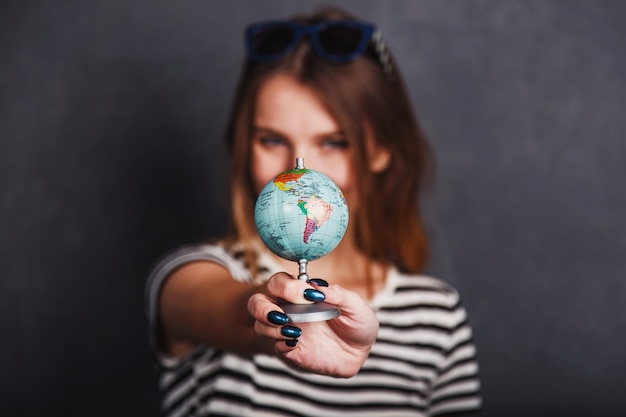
[245,20,379,63]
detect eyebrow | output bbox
[252,125,346,139]
[252,126,285,135]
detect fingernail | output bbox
[303,288,325,302]
[285,339,298,347]
[267,311,289,325]
[281,325,302,338]
[307,278,329,287]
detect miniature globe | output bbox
[254,158,349,263]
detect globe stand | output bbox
[280,259,340,323]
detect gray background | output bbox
[1,1,624,416]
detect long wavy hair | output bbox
[224,7,434,288]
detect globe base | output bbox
[280,302,341,323]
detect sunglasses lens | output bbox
[318,24,367,58]
[250,24,296,57]
[247,21,376,63]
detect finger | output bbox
[267,310,290,326]
[274,337,299,354]
[318,283,352,311]
[247,292,281,323]
[266,272,326,304]
[307,278,329,287]
[254,320,302,340]
[322,283,375,320]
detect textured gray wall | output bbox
[1,1,624,416]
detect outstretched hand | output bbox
[247,272,379,378]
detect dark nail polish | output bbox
[303,288,326,302]
[307,278,329,287]
[267,311,289,325]
[281,325,302,338]
[285,339,298,347]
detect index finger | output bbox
[266,272,319,305]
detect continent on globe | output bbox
[274,169,306,191]
[298,195,333,243]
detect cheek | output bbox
[328,169,350,195]
[251,162,276,194]
[315,162,354,205]
[251,148,292,194]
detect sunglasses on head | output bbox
[245,19,393,76]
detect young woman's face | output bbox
[251,74,354,202]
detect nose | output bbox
[291,145,319,172]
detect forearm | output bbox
[158,261,268,357]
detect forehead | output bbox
[254,74,340,134]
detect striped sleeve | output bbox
[144,244,253,368]
[428,290,482,416]
[369,272,482,416]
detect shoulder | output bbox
[375,269,476,352]
[390,269,462,307]
[395,272,458,293]
[147,241,250,284]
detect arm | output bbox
[157,260,379,377]
[158,260,265,357]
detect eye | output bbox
[257,135,287,148]
[321,137,349,150]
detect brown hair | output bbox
[224,6,434,284]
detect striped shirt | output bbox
[146,243,482,416]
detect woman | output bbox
[146,6,481,416]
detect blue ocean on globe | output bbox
[254,166,349,262]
